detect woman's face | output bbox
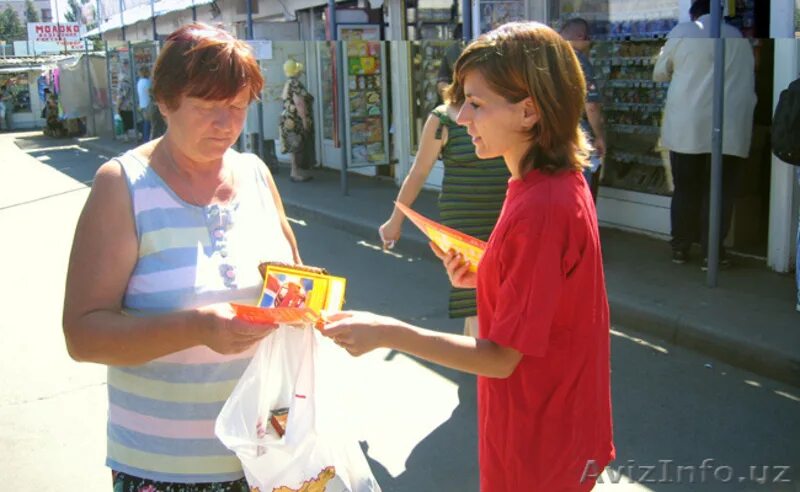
[455,70,537,165]
[161,87,250,162]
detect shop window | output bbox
[318,42,335,141]
[477,0,525,34]
[407,0,461,150]
[1,73,32,113]
[547,0,680,196]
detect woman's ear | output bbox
[520,97,540,130]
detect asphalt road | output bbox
[1,132,798,492]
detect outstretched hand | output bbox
[430,242,477,289]
[196,303,277,355]
[322,310,396,357]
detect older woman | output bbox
[62,23,302,491]
[325,22,614,491]
[279,59,315,182]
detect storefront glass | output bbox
[549,0,679,196]
[478,0,526,33]
[796,0,799,36]
[318,41,336,142]
[407,0,461,149]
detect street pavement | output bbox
[1,131,799,491]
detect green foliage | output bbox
[24,0,39,22]
[0,6,26,43]
[64,0,83,23]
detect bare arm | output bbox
[379,113,445,247]
[325,312,522,379]
[585,101,606,156]
[62,161,275,366]
[260,160,303,264]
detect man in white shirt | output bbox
[653,0,756,268]
[136,66,152,142]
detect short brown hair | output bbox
[152,23,263,110]
[454,22,591,173]
[443,76,465,106]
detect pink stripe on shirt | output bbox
[155,344,256,364]
[109,403,215,439]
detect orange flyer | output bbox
[395,202,486,273]
[231,264,346,326]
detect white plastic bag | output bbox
[216,325,381,492]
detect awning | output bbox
[0,56,72,73]
[85,0,214,37]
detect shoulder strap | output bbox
[430,107,450,140]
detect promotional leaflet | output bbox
[395,202,486,273]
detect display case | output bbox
[593,39,672,195]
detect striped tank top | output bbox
[433,107,510,318]
[108,150,294,483]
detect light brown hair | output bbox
[453,22,591,173]
[152,23,263,110]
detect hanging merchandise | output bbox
[338,24,390,166]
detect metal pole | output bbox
[246,0,253,40]
[84,41,97,136]
[128,40,137,141]
[462,0,472,41]
[96,0,103,40]
[150,0,156,40]
[329,0,348,195]
[191,0,196,22]
[119,0,126,41]
[244,0,265,166]
[706,0,725,287]
[106,40,115,138]
[53,0,66,54]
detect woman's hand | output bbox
[379,216,403,249]
[196,303,277,354]
[430,242,477,289]
[322,311,396,356]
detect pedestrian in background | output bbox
[279,59,315,182]
[561,17,606,202]
[326,22,614,492]
[654,0,756,268]
[379,78,508,337]
[148,84,167,140]
[116,61,135,142]
[62,23,303,491]
[1,80,13,131]
[136,65,152,142]
[0,84,7,132]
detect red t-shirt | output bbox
[476,169,615,492]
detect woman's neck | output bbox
[504,142,531,180]
[161,136,224,178]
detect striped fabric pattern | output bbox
[433,107,510,318]
[110,151,294,483]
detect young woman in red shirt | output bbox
[324,21,615,492]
